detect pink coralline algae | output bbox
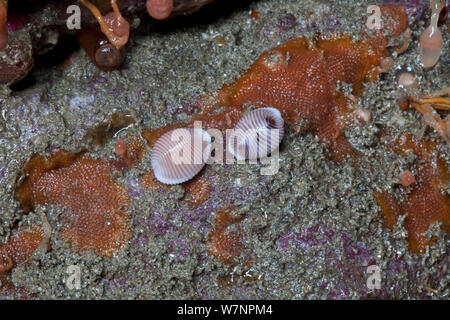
[277,225,377,299]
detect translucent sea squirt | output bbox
[419,0,445,68]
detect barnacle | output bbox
[374,132,449,254]
[84,112,136,147]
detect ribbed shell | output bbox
[228,107,284,160]
[151,128,211,184]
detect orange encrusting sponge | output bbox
[213,35,381,161]
[0,227,43,272]
[374,133,449,254]
[207,207,245,265]
[15,150,133,257]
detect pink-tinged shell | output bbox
[228,107,284,160]
[151,127,211,184]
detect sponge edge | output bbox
[151,128,212,185]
